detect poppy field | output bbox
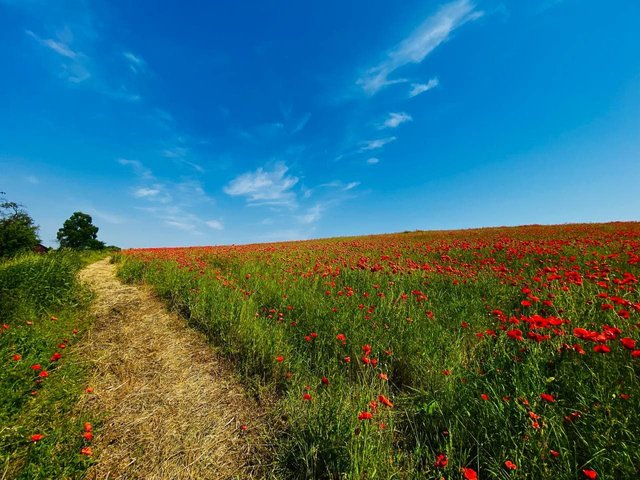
[0,252,98,479]
[117,222,640,479]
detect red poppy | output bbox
[540,393,556,402]
[358,411,373,421]
[550,449,559,457]
[30,434,44,442]
[321,376,329,385]
[582,469,597,479]
[83,422,92,432]
[631,350,640,358]
[504,460,517,470]
[462,467,478,480]
[275,355,285,362]
[378,395,393,408]
[38,370,49,378]
[12,354,21,361]
[302,393,312,401]
[593,344,611,353]
[480,393,489,401]
[435,453,448,468]
[83,431,93,441]
[50,352,62,362]
[30,364,42,371]
[81,446,93,456]
[620,337,636,350]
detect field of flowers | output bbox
[0,252,99,479]
[117,222,640,479]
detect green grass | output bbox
[0,252,103,479]
[116,223,640,479]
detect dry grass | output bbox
[77,258,267,480]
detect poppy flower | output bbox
[85,387,94,393]
[30,434,44,442]
[302,393,312,401]
[504,460,517,470]
[540,393,556,402]
[358,411,373,421]
[550,449,559,457]
[38,370,49,378]
[83,422,92,432]
[321,376,329,385]
[378,373,388,381]
[30,364,42,371]
[12,354,21,361]
[83,431,93,441]
[275,355,285,363]
[620,337,636,350]
[582,469,597,479]
[81,446,93,456]
[593,344,611,353]
[631,350,640,358]
[462,467,478,480]
[378,395,393,408]
[50,352,62,362]
[435,453,448,468]
[480,393,489,401]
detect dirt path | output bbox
[78,258,264,479]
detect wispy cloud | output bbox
[409,77,440,97]
[161,147,204,173]
[25,28,91,83]
[366,157,380,165]
[382,112,413,129]
[358,0,482,95]
[118,158,154,180]
[299,204,323,224]
[224,162,299,207]
[359,137,397,152]
[205,219,224,230]
[320,181,361,191]
[123,51,146,74]
[25,175,40,184]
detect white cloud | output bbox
[382,112,413,129]
[205,219,224,230]
[223,162,299,207]
[133,186,162,198]
[359,137,397,152]
[299,204,323,224]
[123,51,146,73]
[358,0,482,95]
[291,113,311,134]
[366,157,380,165]
[118,158,154,180]
[25,28,91,83]
[320,181,361,191]
[409,77,440,97]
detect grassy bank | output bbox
[0,252,102,479]
[116,223,640,479]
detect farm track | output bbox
[77,258,265,480]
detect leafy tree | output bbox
[0,192,40,258]
[57,212,106,250]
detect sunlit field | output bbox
[117,222,640,479]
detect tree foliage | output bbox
[57,212,105,250]
[0,193,40,258]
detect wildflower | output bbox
[50,352,62,362]
[358,411,373,421]
[321,376,329,385]
[83,431,93,441]
[81,446,93,456]
[302,393,312,401]
[85,387,94,393]
[38,370,49,378]
[632,350,640,358]
[239,424,248,431]
[582,469,597,479]
[275,355,285,363]
[344,356,351,363]
[435,453,448,468]
[378,395,393,408]
[12,354,21,361]
[504,460,517,470]
[540,393,556,403]
[462,467,478,480]
[480,393,489,401]
[549,449,559,457]
[593,344,611,353]
[378,373,388,381]
[620,337,636,350]
[31,364,42,371]
[83,422,92,432]
[30,434,44,442]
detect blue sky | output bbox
[1,0,639,248]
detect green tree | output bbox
[0,192,40,258]
[57,212,106,250]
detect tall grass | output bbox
[0,252,98,479]
[117,223,640,479]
